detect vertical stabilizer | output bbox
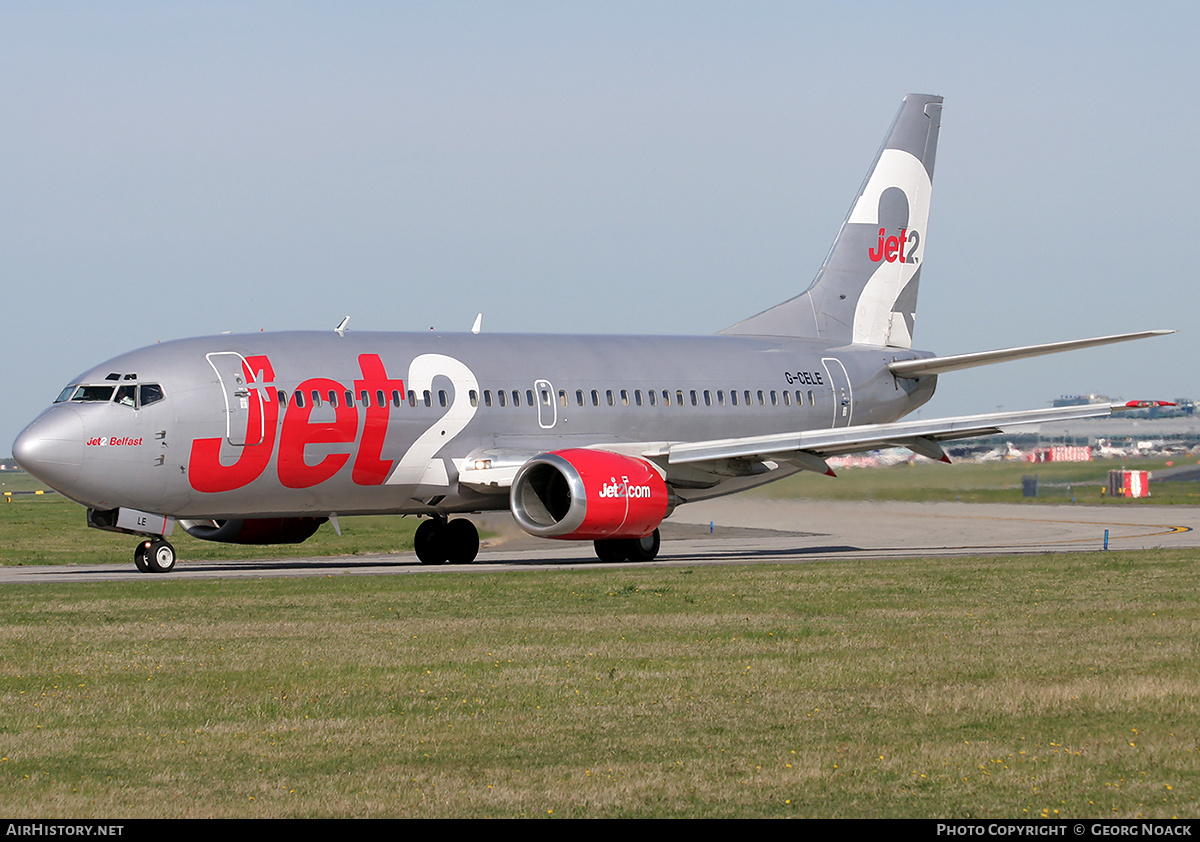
[721,94,942,347]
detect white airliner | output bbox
[12,94,1173,573]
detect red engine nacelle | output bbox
[178,517,327,545]
[510,449,672,540]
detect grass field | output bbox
[1,552,1197,818]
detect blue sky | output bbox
[4,1,1196,451]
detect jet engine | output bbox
[178,517,327,545]
[510,449,673,540]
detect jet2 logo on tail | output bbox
[868,228,920,264]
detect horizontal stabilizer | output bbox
[888,330,1174,378]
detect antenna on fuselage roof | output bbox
[334,316,350,337]
[471,313,482,334]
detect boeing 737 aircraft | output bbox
[12,94,1173,573]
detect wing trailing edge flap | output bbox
[663,403,1121,471]
[888,330,1174,378]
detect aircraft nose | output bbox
[12,408,85,491]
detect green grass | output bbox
[1,552,1198,818]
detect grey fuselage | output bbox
[15,330,937,521]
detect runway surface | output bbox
[3,499,1198,584]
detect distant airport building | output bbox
[1052,394,1111,408]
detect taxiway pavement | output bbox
[2,499,1196,584]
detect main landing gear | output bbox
[133,538,177,574]
[414,517,480,565]
[593,529,661,563]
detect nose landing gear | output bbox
[134,538,177,573]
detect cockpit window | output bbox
[139,384,164,407]
[54,382,165,407]
[71,385,115,402]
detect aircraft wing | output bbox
[658,402,1125,473]
[460,402,1137,493]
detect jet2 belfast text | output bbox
[13,94,1173,573]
